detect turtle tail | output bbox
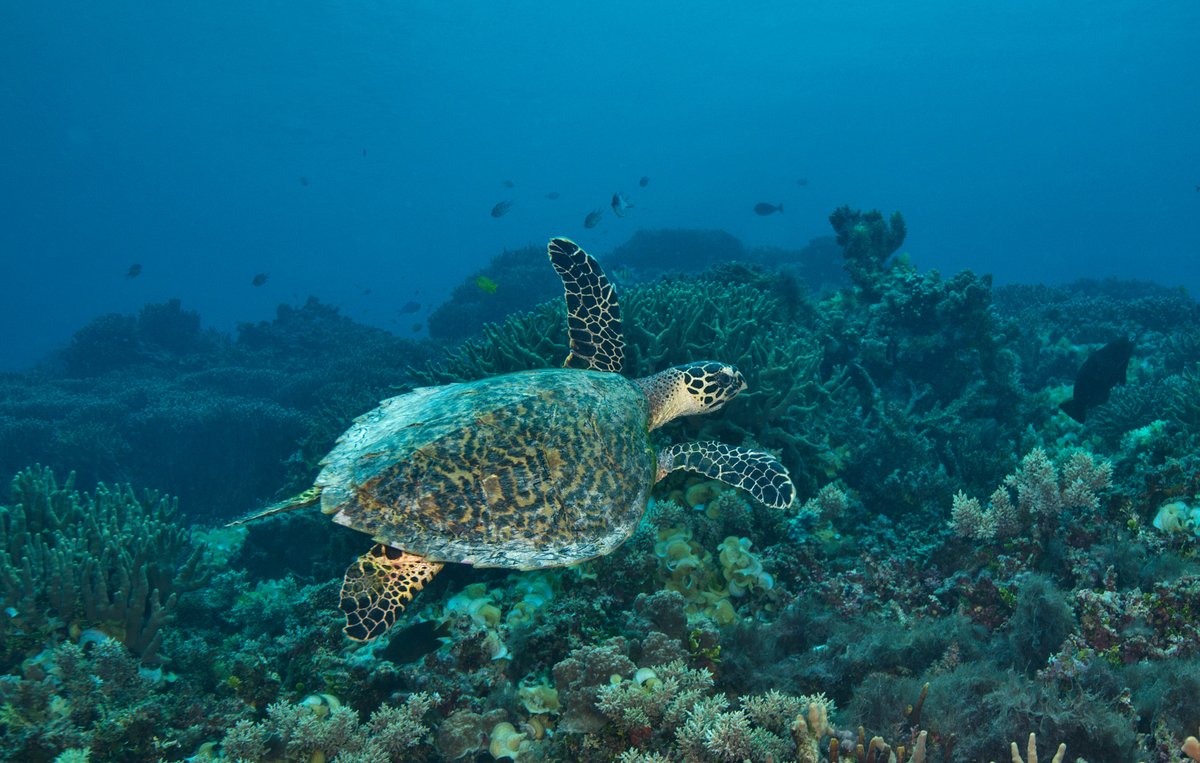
[225,486,322,527]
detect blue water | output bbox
[2,0,1198,371]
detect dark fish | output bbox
[584,209,603,228]
[252,272,269,287]
[545,191,561,200]
[491,200,513,218]
[796,178,809,186]
[1059,337,1134,423]
[502,179,516,188]
[639,176,650,187]
[411,323,422,333]
[362,148,367,157]
[754,202,783,215]
[399,300,421,314]
[299,177,309,186]
[611,192,633,218]
[126,263,142,278]
[379,618,450,664]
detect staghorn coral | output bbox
[0,466,208,664]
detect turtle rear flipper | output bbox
[548,237,625,373]
[657,441,795,509]
[339,545,444,641]
[225,486,322,527]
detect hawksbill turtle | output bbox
[234,238,795,641]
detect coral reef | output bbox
[606,229,746,275]
[4,209,1200,761]
[0,467,208,665]
[427,245,564,342]
[0,297,436,519]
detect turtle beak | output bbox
[725,366,747,394]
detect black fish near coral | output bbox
[399,300,421,314]
[125,263,142,278]
[251,272,269,287]
[1059,337,1134,423]
[754,202,783,216]
[639,176,650,187]
[491,201,513,218]
[584,209,603,228]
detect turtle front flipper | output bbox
[548,237,625,373]
[656,441,795,509]
[339,544,444,641]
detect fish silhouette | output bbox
[1059,337,1134,423]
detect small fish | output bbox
[545,191,561,200]
[1059,337,1134,423]
[299,177,309,186]
[411,323,423,333]
[362,148,367,157]
[611,192,633,217]
[639,176,650,187]
[399,300,421,314]
[491,200,513,218]
[502,179,516,188]
[4,606,18,618]
[796,178,809,186]
[475,275,498,294]
[584,209,604,228]
[754,202,783,216]
[126,263,142,278]
[252,272,269,287]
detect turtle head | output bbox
[636,361,747,430]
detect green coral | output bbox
[0,466,208,663]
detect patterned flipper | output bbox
[548,237,625,373]
[656,441,795,509]
[339,544,443,641]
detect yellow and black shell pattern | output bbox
[315,368,656,569]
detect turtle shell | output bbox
[315,369,656,569]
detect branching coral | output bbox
[0,466,208,663]
[950,448,1112,540]
[828,206,907,295]
[576,656,836,763]
[220,691,440,762]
